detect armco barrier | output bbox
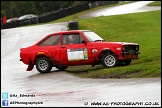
[38,2,89,23]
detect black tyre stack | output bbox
[68,19,79,30]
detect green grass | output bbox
[147,1,161,6]
[53,1,161,78]
[65,10,161,78]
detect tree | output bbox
[1,1,88,18]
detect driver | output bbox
[69,35,74,43]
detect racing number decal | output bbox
[67,48,88,61]
[83,48,88,60]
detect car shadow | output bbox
[66,65,104,74]
[27,65,104,79]
[27,69,64,78]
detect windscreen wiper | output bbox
[94,40,105,42]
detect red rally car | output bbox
[20,30,140,73]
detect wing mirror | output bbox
[82,40,87,45]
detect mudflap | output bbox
[26,58,34,71]
[26,64,34,71]
[92,56,97,67]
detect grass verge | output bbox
[66,10,161,78]
[147,1,161,6]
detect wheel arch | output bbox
[98,49,116,61]
[34,54,53,65]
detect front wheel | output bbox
[36,57,52,73]
[101,53,118,68]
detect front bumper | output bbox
[121,51,140,59]
[121,52,140,54]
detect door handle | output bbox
[60,45,66,48]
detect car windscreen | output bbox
[18,15,27,20]
[18,14,37,20]
[82,31,104,42]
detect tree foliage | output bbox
[1,1,86,18]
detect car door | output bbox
[59,33,93,65]
[38,34,62,64]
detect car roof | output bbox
[52,30,92,34]
[18,14,38,20]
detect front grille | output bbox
[129,50,134,54]
[121,45,140,59]
[123,45,139,52]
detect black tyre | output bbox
[118,60,131,66]
[101,53,118,68]
[55,65,68,71]
[68,19,79,30]
[36,57,52,73]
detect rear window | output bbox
[39,35,60,46]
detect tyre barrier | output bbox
[68,19,79,30]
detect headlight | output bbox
[136,46,139,51]
[123,46,129,51]
[123,46,125,51]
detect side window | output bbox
[62,35,69,45]
[62,34,84,45]
[39,34,60,46]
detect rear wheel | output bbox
[101,53,118,68]
[55,65,68,71]
[36,57,52,73]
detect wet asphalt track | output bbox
[1,1,161,107]
[79,1,161,19]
